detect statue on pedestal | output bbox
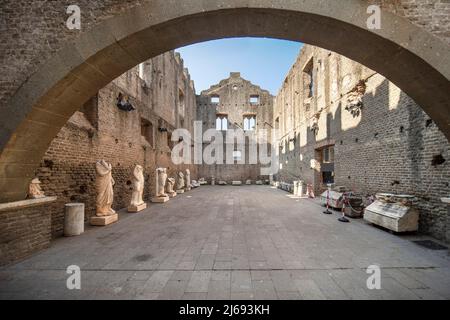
[176,171,185,193]
[185,169,191,191]
[91,160,118,226]
[151,168,169,203]
[166,177,177,197]
[128,164,147,212]
[28,178,45,199]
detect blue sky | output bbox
[176,38,303,95]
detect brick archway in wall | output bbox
[0,0,449,202]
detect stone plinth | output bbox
[151,196,170,203]
[232,181,242,186]
[176,189,185,194]
[168,192,177,198]
[90,214,118,226]
[128,203,147,212]
[64,203,85,236]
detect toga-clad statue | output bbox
[156,167,168,198]
[185,169,191,191]
[28,177,45,199]
[176,171,185,191]
[129,164,145,209]
[95,160,115,216]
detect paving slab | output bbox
[1,186,449,299]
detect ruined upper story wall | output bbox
[197,72,273,132]
[1,0,447,105]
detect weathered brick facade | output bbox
[35,51,197,238]
[197,72,274,182]
[274,45,450,241]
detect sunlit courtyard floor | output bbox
[1,185,449,300]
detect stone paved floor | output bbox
[1,185,450,300]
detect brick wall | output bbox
[274,44,450,241]
[36,51,197,238]
[0,204,52,265]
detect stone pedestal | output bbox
[176,189,185,194]
[128,203,147,213]
[185,187,191,191]
[232,181,242,186]
[64,203,85,236]
[151,196,170,203]
[90,213,118,226]
[168,191,177,198]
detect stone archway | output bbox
[0,0,449,202]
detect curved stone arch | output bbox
[0,0,449,202]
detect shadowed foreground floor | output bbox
[1,185,449,300]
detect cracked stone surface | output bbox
[1,186,449,300]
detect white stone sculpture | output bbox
[28,178,45,199]
[152,168,169,202]
[166,177,177,197]
[185,169,191,191]
[91,160,118,226]
[128,164,147,212]
[191,180,200,188]
[176,171,185,193]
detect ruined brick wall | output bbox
[197,72,273,182]
[274,44,450,241]
[36,51,197,237]
[0,204,51,265]
[1,0,448,113]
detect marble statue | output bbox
[95,160,116,216]
[128,164,146,212]
[90,160,118,226]
[28,178,45,199]
[151,168,169,202]
[191,180,200,188]
[166,177,177,197]
[185,169,191,191]
[176,171,185,193]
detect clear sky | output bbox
[176,38,303,95]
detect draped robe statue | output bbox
[95,160,115,216]
[156,168,168,197]
[28,178,45,199]
[176,171,185,191]
[129,164,145,209]
[185,169,191,191]
[166,177,177,197]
